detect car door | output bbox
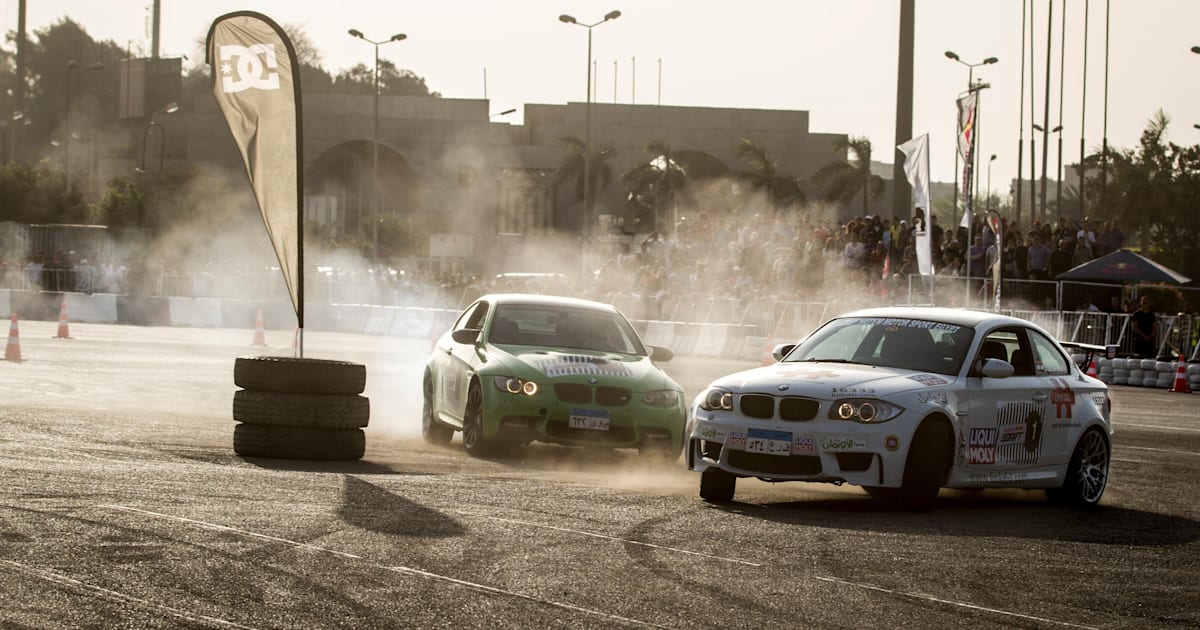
[436,301,489,422]
[1023,328,1075,467]
[964,326,1054,481]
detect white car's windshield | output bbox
[490,305,647,355]
[784,316,974,375]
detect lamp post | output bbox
[944,51,997,228]
[64,60,104,196]
[490,108,517,119]
[1033,123,1062,218]
[141,102,178,174]
[560,10,621,238]
[349,29,407,258]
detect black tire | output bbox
[699,467,736,502]
[234,356,366,395]
[233,390,369,429]
[232,423,365,460]
[422,370,453,445]
[1047,428,1109,509]
[461,381,495,457]
[898,421,951,511]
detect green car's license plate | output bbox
[569,408,610,431]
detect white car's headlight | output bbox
[642,390,680,406]
[829,398,904,423]
[699,387,734,411]
[493,376,539,396]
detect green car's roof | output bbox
[480,293,620,314]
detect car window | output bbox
[1028,329,1070,376]
[455,301,489,331]
[494,304,646,355]
[786,317,972,375]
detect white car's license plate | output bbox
[569,408,610,431]
[746,428,792,456]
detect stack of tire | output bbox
[1095,357,1114,384]
[232,356,369,460]
[1189,361,1200,391]
[1111,357,1130,386]
[1153,359,1176,390]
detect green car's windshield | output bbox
[489,304,647,355]
[783,316,974,376]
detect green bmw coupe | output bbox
[423,294,686,459]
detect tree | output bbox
[332,60,440,97]
[813,135,884,216]
[732,138,806,210]
[621,141,691,234]
[553,134,615,228]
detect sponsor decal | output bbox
[219,44,282,93]
[884,435,900,451]
[968,472,1030,484]
[1049,378,1076,419]
[1051,421,1082,429]
[699,425,727,441]
[821,436,867,451]
[537,355,631,378]
[856,318,962,333]
[831,386,876,396]
[968,427,997,464]
[727,431,746,447]
[994,402,1044,465]
[774,368,842,381]
[908,374,949,387]
[793,434,815,453]
[917,391,949,405]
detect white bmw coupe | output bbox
[687,307,1112,509]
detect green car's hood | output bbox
[486,344,680,392]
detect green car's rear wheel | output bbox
[422,370,453,446]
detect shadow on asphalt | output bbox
[336,476,467,537]
[704,490,1200,546]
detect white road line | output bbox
[98,505,666,629]
[1119,445,1200,457]
[452,510,761,567]
[813,575,1098,630]
[1116,423,1200,434]
[0,559,258,630]
[1112,458,1154,465]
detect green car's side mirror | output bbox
[649,346,674,362]
[452,328,480,344]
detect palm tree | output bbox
[554,135,616,232]
[622,140,691,233]
[813,135,884,216]
[733,139,806,210]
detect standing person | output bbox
[1130,296,1158,358]
[1049,239,1074,280]
[1026,235,1051,280]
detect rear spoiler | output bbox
[1059,341,1110,369]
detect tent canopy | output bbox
[1055,249,1191,285]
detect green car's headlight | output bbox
[642,390,679,406]
[493,376,539,396]
[699,387,733,411]
[828,398,904,423]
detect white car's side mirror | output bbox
[979,358,1015,378]
[771,343,796,362]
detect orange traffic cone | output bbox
[1086,358,1098,378]
[54,299,72,339]
[5,313,22,362]
[251,309,267,346]
[1169,354,1191,393]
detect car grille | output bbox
[554,383,591,404]
[727,450,822,476]
[738,395,819,421]
[545,421,635,443]
[553,384,632,407]
[596,386,632,407]
[835,452,874,472]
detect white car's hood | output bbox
[708,361,956,398]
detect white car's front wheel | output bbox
[1047,428,1109,508]
[700,467,736,502]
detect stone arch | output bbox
[305,140,418,238]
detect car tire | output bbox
[421,370,454,445]
[1046,428,1109,509]
[699,467,736,502]
[232,423,365,460]
[233,390,369,429]
[461,381,495,457]
[234,356,366,395]
[898,421,951,511]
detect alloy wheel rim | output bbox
[422,375,433,431]
[463,386,481,448]
[1077,431,1109,503]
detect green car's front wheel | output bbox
[462,381,496,458]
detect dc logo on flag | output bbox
[219,44,281,93]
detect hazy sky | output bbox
[6,0,1200,199]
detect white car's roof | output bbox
[479,293,619,313]
[835,306,1034,330]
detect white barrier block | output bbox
[64,293,118,323]
[364,305,395,336]
[0,289,9,318]
[644,321,675,348]
[168,297,223,328]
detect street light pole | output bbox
[141,102,178,173]
[63,60,103,197]
[944,51,998,227]
[349,29,407,258]
[560,10,621,239]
